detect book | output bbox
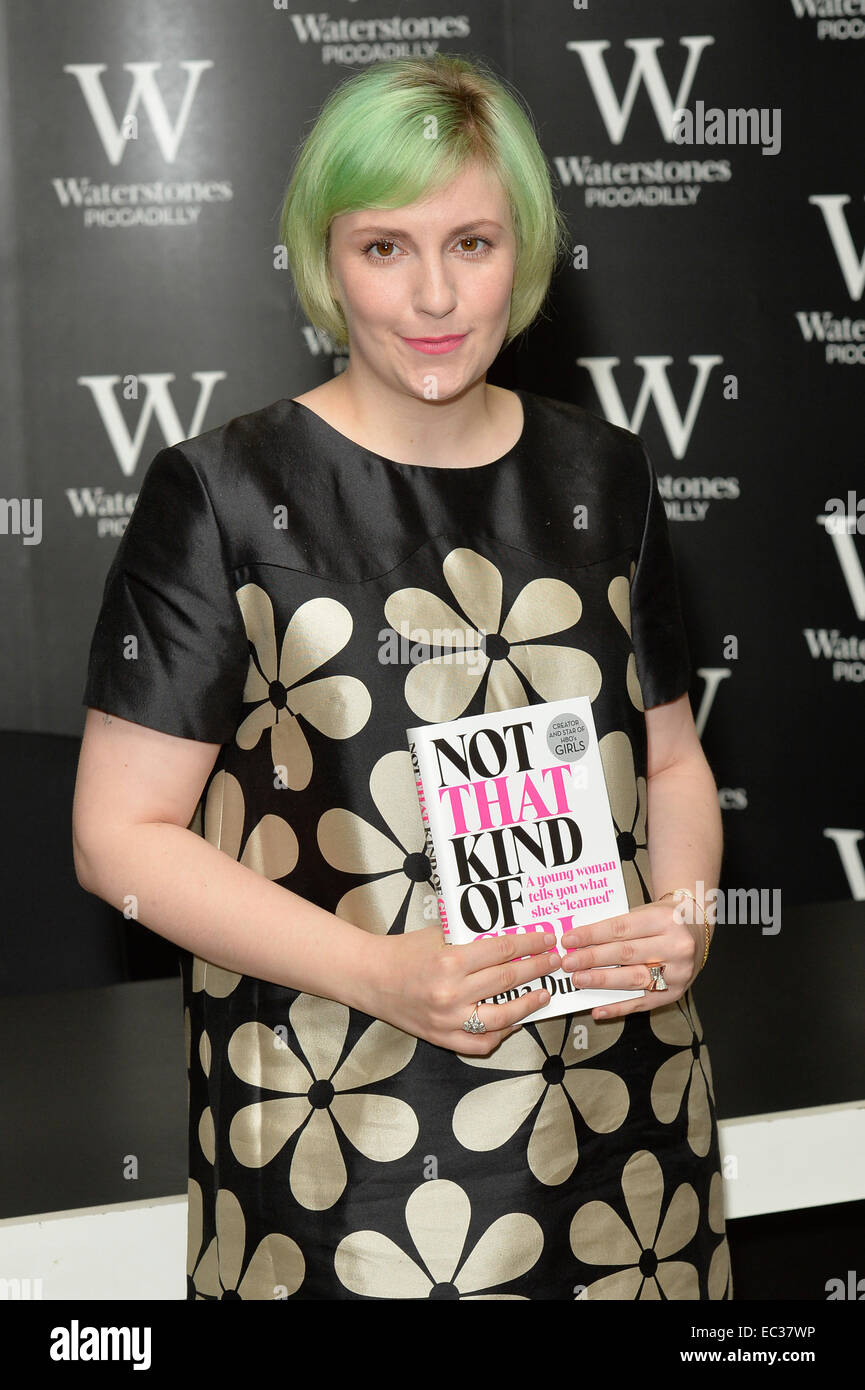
[407,696,644,1021]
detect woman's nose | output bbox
[410,257,459,314]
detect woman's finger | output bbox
[453,987,552,1053]
[456,928,557,974]
[561,933,689,974]
[589,985,685,1022]
[571,962,678,992]
[560,905,696,975]
[559,903,664,957]
[468,947,563,1003]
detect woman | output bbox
[73,52,730,1300]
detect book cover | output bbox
[407,697,644,1021]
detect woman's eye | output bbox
[361,236,492,264]
[365,240,397,260]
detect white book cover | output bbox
[407,696,644,1021]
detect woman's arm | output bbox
[72,709,558,1050]
[644,691,723,936]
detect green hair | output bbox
[279,53,571,353]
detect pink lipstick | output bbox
[401,334,467,355]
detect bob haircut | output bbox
[279,53,571,353]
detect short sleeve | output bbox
[629,439,691,709]
[81,445,249,743]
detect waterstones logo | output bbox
[68,370,226,535]
[802,627,865,680]
[823,497,865,615]
[809,196,865,300]
[56,61,233,228]
[554,153,731,209]
[693,667,731,739]
[576,354,723,461]
[795,196,865,362]
[657,474,740,522]
[795,310,865,364]
[559,35,733,208]
[806,500,865,675]
[789,0,865,40]
[276,10,469,64]
[65,484,139,538]
[823,829,865,899]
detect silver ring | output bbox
[462,1005,487,1034]
[647,964,669,992]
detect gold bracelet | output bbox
[659,889,711,972]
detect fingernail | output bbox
[543,933,556,946]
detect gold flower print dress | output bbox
[82,388,731,1300]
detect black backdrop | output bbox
[3,1,863,901]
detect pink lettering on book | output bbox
[438,764,575,834]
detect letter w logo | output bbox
[77,372,226,476]
[565,36,714,143]
[63,61,214,164]
[576,355,722,459]
[818,511,865,620]
[808,196,865,302]
[823,829,865,900]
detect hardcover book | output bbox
[407,696,644,1021]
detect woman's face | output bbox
[326,160,516,396]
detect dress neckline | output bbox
[285,388,529,474]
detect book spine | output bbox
[408,736,450,941]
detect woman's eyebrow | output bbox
[351,219,504,239]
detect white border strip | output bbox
[0,1195,186,1300]
[718,1100,865,1219]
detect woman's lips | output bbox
[401,334,467,355]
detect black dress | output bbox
[82,388,732,1300]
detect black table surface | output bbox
[1,899,863,1220]
[1,975,187,1219]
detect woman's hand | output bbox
[559,898,706,1020]
[371,925,561,1054]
